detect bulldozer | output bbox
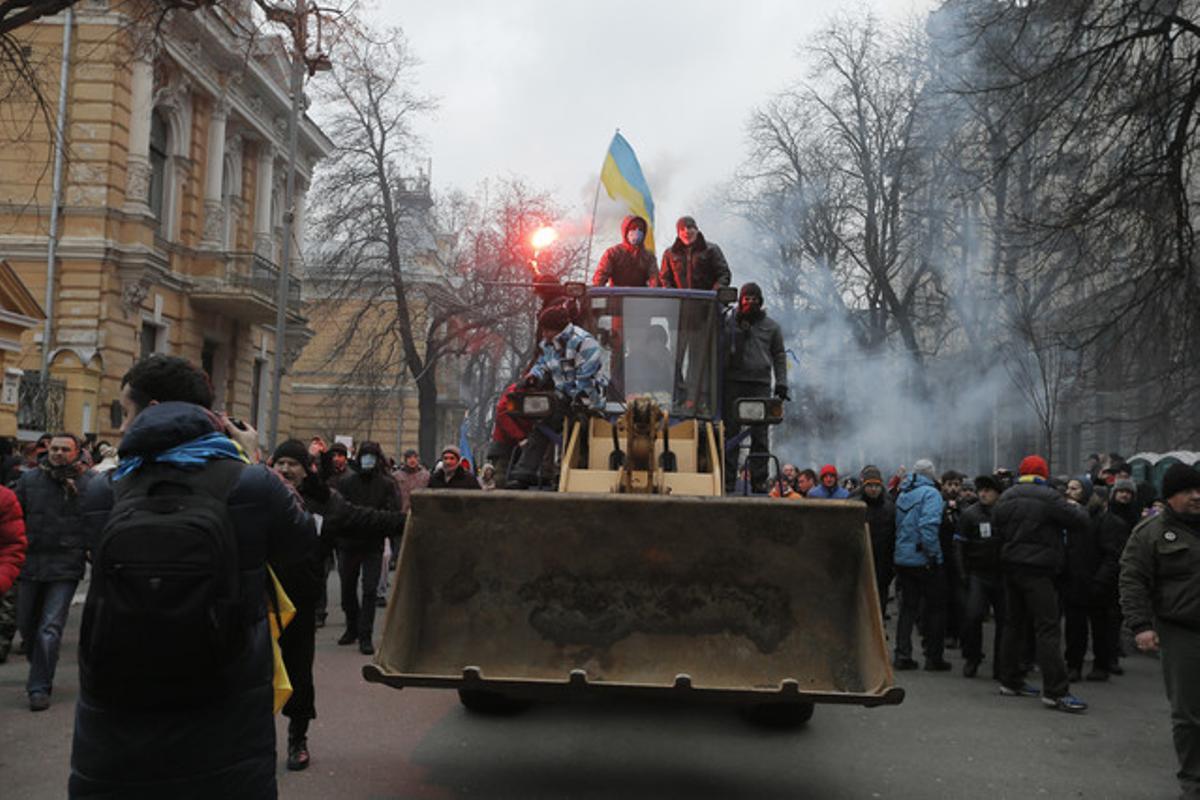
[363,285,904,723]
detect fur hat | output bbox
[1112,477,1137,493]
[974,474,1001,493]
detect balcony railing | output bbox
[18,372,66,434]
[226,252,303,312]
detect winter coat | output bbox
[853,489,896,569]
[0,484,26,593]
[657,232,732,290]
[992,477,1090,574]
[956,500,1002,574]
[394,464,430,514]
[1063,503,1117,605]
[15,465,92,582]
[336,468,400,551]
[938,497,964,571]
[592,216,656,287]
[428,466,482,490]
[70,401,316,800]
[808,484,850,500]
[894,473,944,567]
[1119,508,1200,633]
[529,324,606,405]
[725,310,787,386]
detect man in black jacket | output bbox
[428,446,482,490]
[71,354,315,800]
[592,215,656,287]
[993,454,1091,712]
[1102,477,1140,674]
[336,441,399,655]
[957,474,1004,678]
[657,216,731,289]
[1062,475,1118,682]
[723,283,787,493]
[15,433,91,711]
[853,465,895,620]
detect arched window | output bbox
[148,109,169,229]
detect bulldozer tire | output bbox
[457,689,534,716]
[742,701,815,729]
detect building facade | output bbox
[0,2,331,443]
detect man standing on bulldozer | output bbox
[505,305,606,490]
[592,215,656,287]
[724,282,788,494]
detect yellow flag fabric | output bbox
[600,132,656,253]
[267,566,296,714]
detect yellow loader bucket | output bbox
[363,490,903,707]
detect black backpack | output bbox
[80,459,247,707]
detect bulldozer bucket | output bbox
[364,490,904,708]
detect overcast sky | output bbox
[383,0,935,249]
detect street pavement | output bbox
[0,576,1181,800]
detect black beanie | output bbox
[272,439,311,470]
[538,303,571,333]
[1162,463,1200,500]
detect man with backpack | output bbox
[70,354,316,799]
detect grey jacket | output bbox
[725,312,787,387]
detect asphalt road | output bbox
[0,578,1181,800]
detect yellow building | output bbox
[0,3,331,443]
[291,174,467,459]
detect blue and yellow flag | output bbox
[600,132,656,252]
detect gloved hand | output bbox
[774,384,790,401]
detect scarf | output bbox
[114,432,249,481]
[40,459,82,497]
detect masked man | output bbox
[592,215,656,287]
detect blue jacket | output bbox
[894,473,945,566]
[530,323,606,405]
[808,484,850,500]
[71,402,316,799]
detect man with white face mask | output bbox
[334,441,399,654]
[592,215,656,287]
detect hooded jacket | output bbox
[15,460,92,582]
[657,231,732,290]
[992,476,1090,573]
[592,216,656,287]
[894,473,945,567]
[0,484,25,593]
[71,401,315,800]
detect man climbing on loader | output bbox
[505,304,606,489]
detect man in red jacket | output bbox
[0,482,26,663]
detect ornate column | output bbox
[123,41,157,213]
[200,97,230,249]
[254,143,275,258]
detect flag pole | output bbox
[582,128,616,283]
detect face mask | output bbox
[626,228,644,246]
[360,454,377,470]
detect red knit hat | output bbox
[820,464,838,479]
[1018,455,1049,479]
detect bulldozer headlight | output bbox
[735,397,784,425]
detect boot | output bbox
[287,718,310,771]
[337,629,356,646]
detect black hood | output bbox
[118,401,224,458]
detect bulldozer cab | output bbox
[364,285,904,716]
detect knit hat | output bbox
[1018,455,1049,479]
[860,465,883,486]
[441,445,461,459]
[1112,477,1137,493]
[819,464,838,479]
[272,439,312,470]
[912,459,936,480]
[329,442,349,456]
[403,448,419,458]
[1162,463,1200,500]
[676,215,697,231]
[974,474,1001,493]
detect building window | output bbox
[149,109,169,229]
[140,321,165,359]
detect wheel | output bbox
[742,701,814,728]
[457,689,534,716]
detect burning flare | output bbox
[531,226,558,251]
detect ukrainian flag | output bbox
[600,132,656,252]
